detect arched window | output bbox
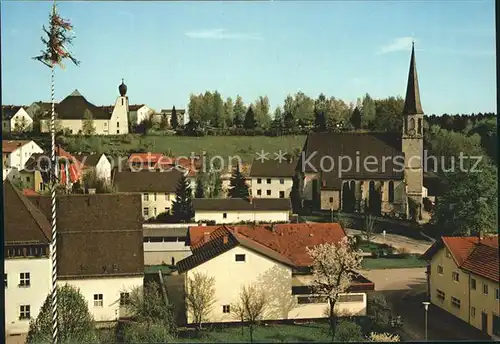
[171,257,175,266]
[408,118,415,130]
[418,118,422,134]
[388,181,395,203]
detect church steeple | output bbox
[403,42,423,115]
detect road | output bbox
[346,228,433,254]
[360,267,427,291]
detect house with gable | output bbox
[300,43,426,220]
[4,181,52,335]
[2,140,44,181]
[27,192,144,322]
[2,106,33,133]
[39,80,130,135]
[73,153,113,183]
[422,235,499,339]
[249,157,296,199]
[171,223,374,324]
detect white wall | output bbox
[250,177,293,199]
[194,210,289,224]
[141,192,177,220]
[10,109,33,132]
[5,258,51,335]
[136,106,155,125]
[96,154,112,182]
[60,276,143,322]
[144,241,192,266]
[109,96,130,135]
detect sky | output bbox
[1,0,496,116]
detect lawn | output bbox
[177,322,332,343]
[61,134,307,163]
[361,255,427,270]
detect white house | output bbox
[249,158,296,199]
[39,80,130,135]
[143,223,195,266]
[27,192,145,323]
[4,181,52,335]
[74,153,113,182]
[113,169,185,220]
[2,140,44,181]
[130,104,155,125]
[193,198,291,224]
[2,106,33,133]
[173,223,374,324]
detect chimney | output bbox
[203,232,210,244]
[223,235,228,244]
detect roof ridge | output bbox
[6,181,51,241]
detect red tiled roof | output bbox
[423,236,499,282]
[2,140,32,153]
[128,153,164,164]
[23,188,39,196]
[188,223,347,267]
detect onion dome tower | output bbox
[119,78,127,96]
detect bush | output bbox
[122,321,175,343]
[367,294,392,330]
[333,320,363,342]
[121,134,134,144]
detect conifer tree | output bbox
[243,106,257,130]
[172,174,194,222]
[228,164,250,199]
[194,173,205,198]
[171,106,179,129]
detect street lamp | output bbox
[423,301,430,341]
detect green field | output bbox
[361,255,426,270]
[62,134,307,163]
[177,322,332,342]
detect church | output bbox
[300,43,425,220]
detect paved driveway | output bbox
[346,228,433,254]
[360,268,427,291]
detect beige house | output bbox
[2,106,33,133]
[193,198,291,224]
[300,44,426,220]
[159,107,186,127]
[173,223,374,324]
[249,158,296,199]
[142,223,194,266]
[39,81,130,135]
[422,236,499,339]
[113,169,185,220]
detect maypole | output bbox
[33,2,79,344]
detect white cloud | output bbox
[185,28,262,40]
[377,37,414,54]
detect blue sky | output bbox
[1,0,496,115]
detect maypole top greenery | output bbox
[33,3,80,69]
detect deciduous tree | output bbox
[306,237,364,338]
[233,95,246,128]
[26,284,97,344]
[367,332,401,342]
[231,284,267,343]
[333,320,363,342]
[82,109,96,135]
[185,272,216,330]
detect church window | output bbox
[388,181,395,203]
[418,118,422,134]
[408,118,415,131]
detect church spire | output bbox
[403,41,423,115]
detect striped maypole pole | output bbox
[50,62,59,344]
[34,2,79,343]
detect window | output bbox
[165,193,170,201]
[117,122,120,128]
[418,118,422,134]
[471,307,476,318]
[222,305,230,313]
[223,213,227,219]
[452,271,459,282]
[165,207,170,213]
[153,193,157,201]
[279,191,285,198]
[496,288,499,300]
[143,208,149,217]
[388,181,395,203]
[471,278,476,290]
[297,296,327,304]
[280,178,284,184]
[26,176,31,183]
[4,274,7,288]
[153,208,157,216]
[266,190,271,196]
[120,292,130,306]
[235,254,246,262]
[121,99,124,106]
[451,297,460,309]
[19,272,30,287]
[338,294,364,303]
[494,314,500,336]
[483,284,489,295]
[93,294,103,307]
[257,178,262,184]
[329,197,333,203]
[436,289,445,302]
[116,129,120,134]
[266,178,271,184]
[257,189,262,196]
[437,265,443,275]
[19,305,30,320]
[104,122,107,127]
[143,193,149,201]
